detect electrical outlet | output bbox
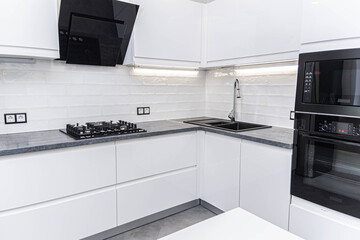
[144,107,150,115]
[137,107,144,115]
[16,113,27,123]
[4,114,16,124]
[4,113,27,124]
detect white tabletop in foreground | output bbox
[159,208,303,240]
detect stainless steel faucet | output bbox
[228,79,241,122]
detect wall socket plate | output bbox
[4,113,27,124]
[137,107,150,115]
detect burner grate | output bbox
[61,120,146,140]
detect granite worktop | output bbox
[0,118,294,157]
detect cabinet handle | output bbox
[290,111,295,120]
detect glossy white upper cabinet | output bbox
[126,0,203,68]
[206,0,301,67]
[301,0,360,53]
[0,0,59,59]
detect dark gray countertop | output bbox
[0,118,294,157]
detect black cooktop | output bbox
[60,120,146,140]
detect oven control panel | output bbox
[318,121,359,136]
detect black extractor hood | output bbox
[58,0,139,66]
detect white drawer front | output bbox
[0,143,116,211]
[0,188,117,240]
[116,132,197,183]
[117,168,197,225]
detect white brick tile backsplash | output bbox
[0,60,206,134]
[0,59,297,134]
[205,66,297,129]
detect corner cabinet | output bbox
[125,0,203,68]
[206,0,301,67]
[240,140,292,230]
[0,0,59,59]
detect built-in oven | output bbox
[292,113,360,218]
[295,48,360,117]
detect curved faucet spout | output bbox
[228,79,240,122]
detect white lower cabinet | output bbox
[201,132,241,212]
[240,140,292,230]
[0,143,116,212]
[117,168,197,225]
[116,132,197,183]
[289,197,360,240]
[0,188,117,240]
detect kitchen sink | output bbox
[184,118,271,132]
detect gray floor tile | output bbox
[108,206,215,240]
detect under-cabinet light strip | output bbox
[132,67,199,77]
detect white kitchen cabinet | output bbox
[201,132,241,212]
[0,0,59,59]
[0,188,117,240]
[116,132,197,183]
[239,140,292,230]
[206,0,301,67]
[289,197,360,240]
[301,0,360,53]
[0,143,116,212]
[125,0,203,68]
[117,168,197,225]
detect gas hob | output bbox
[60,120,146,140]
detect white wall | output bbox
[205,65,297,128]
[0,60,206,134]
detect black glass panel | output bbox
[66,14,124,66]
[58,0,139,66]
[310,59,360,106]
[292,134,360,218]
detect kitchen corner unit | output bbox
[0,120,293,239]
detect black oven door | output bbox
[292,132,360,218]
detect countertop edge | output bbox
[0,127,202,157]
[0,121,293,157]
[203,128,293,149]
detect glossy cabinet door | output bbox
[116,132,197,183]
[117,168,197,225]
[240,140,292,230]
[206,0,301,67]
[0,143,116,212]
[127,0,203,67]
[201,132,241,212]
[301,0,360,50]
[0,188,117,240]
[0,0,59,59]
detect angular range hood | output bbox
[58,0,139,66]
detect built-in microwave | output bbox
[295,49,360,117]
